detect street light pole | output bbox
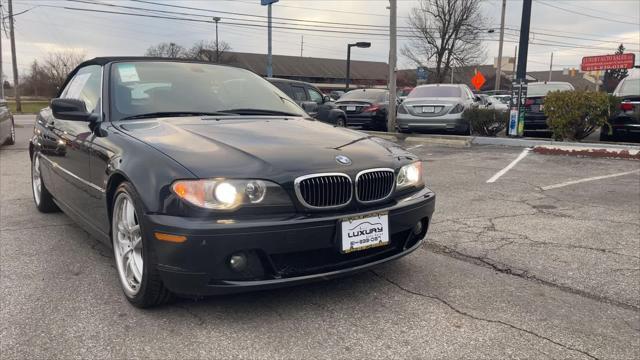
[388,0,397,133]
[8,0,20,112]
[213,17,221,63]
[345,42,371,91]
[495,0,506,91]
[267,3,273,77]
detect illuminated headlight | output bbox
[396,162,423,190]
[172,179,289,210]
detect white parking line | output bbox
[486,148,531,183]
[407,144,423,150]
[541,169,640,191]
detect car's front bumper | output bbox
[144,187,435,296]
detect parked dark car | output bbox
[30,57,435,308]
[523,81,574,135]
[267,78,347,126]
[601,70,640,142]
[0,99,15,146]
[335,88,392,131]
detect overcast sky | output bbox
[3,0,639,80]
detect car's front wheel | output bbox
[31,153,59,213]
[111,182,172,308]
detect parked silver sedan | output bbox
[397,84,477,134]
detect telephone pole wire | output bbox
[8,0,20,111]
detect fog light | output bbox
[412,221,423,235]
[229,253,248,272]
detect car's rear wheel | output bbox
[7,119,15,145]
[31,153,59,213]
[335,117,346,127]
[112,182,172,308]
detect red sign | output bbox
[471,71,486,91]
[581,53,635,71]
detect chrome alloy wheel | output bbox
[112,193,143,297]
[32,155,42,206]
[10,121,15,143]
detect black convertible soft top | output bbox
[57,56,237,97]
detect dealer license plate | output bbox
[422,106,435,113]
[341,213,389,253]
[346,105,357,111]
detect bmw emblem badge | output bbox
[335,155,352,165]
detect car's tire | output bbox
[111,182,173,308]
[6,119,15,145]
[31,153,60,213]
[335,117,346,127]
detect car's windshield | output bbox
[527,83,574,97]
[615,78,640,97]
[110,61,305,121]
[408,86,462,98]
[340,89,387,102]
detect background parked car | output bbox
[268,78,347,126]
[329,90,344,101]
[398,86,414,102]
[601,69,640,142]
[523,81,574,135]
[478,95,509,112]
[335,88,392,131]
[0,99,15,146]
[397,84,478,134]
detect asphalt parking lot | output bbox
[2,115,639,359]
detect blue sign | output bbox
[261,0,279,5]
[416,67,427,81]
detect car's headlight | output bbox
[171,179,290,210]
[396,162,423,190]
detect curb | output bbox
[363,131,640,152]
[532,144,640,160]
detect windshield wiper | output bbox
[120,111,238,120]
[218,108,301,117]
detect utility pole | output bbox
[8,0,20,112]
[213,17,221,63]
[387,0,397,132]
[509,0,532,137]
[0,2,4,99]
[548,52,553,82]
[300,35,303,57]
[495,0,506,91]
[267,2,273,77]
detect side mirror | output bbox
[323,95,331,104]
[50,98,93,121]
[474,95,482,102]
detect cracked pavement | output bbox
[1,116,639,359]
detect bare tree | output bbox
[42,51,87,90]
[188,40,234,63]
[145,42,188,58]
[402,0,486,83]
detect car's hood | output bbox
[115,116,416,181]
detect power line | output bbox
[537,0,640,26]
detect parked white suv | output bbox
[397,84,478,134]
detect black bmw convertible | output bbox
[30,57,435,308]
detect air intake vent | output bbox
[295,174,352,208]
[356,169,395,203]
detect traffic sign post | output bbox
[416,66,427,83]
[471,71,486,91]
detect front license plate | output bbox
[341,213,389,253]
[346,105,356,111]
[422,106,435,113]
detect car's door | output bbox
[0,100,10,143]
[306,86,325,119]
[47,65,103,215]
